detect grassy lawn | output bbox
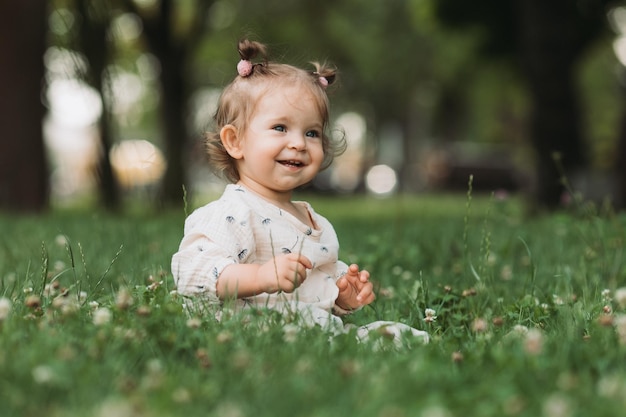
[1,192,626,417]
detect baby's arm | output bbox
[217,253,312,299]
[335,263,376,311]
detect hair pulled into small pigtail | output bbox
[237,39,268,77]
[311,62,337,90]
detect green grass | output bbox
[1,193,626,417]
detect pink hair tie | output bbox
[237,59,253,77]
[318,76,329,89]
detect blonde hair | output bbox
[205,39,346,183]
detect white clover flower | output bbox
[472,318,488,333]
[421,405,452,417]
[552,294,564,306]
[0,297,11,321]
[500,265,513,280]
[614,287,626,309]
[115,287,134,310]
[613,314,626,345]
[424,308,437,323]
[283,324,300,343]
[53,261,66,272]
[93,307,112,326]
[186,317,202,329]
[542,393,572,417]
[602,288,611,302]
[43,283,57,298]
[32,365,55,384]
[172,387,192,403]
[524,328,544,355]
[54,234,68,247]
[596,374,623,399]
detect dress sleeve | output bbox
[171,203,255,302]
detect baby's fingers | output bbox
[359,269,370,283]
[336,276,348,292]
[356,282,375,304]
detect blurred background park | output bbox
[2,0,626,213]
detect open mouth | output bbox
[278,160,305,168]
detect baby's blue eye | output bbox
[273,125,286,132]
[306,130,320,138]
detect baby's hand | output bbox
[336,264,375,310]
[258,253,312,293]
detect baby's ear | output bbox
[220,125,243,159]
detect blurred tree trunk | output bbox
[124,0,213,207]
[617,83,626,209]
[435,0,612,210]
[143,0,188,207]
[0,1,49,211]
[76,0,120,211]
[516,0,588,210]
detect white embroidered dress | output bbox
[172,184,429,343]
[171,185,349,327]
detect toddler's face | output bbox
[235,84,325,200]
